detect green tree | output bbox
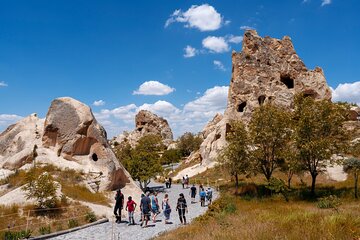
[22,171,59,209]
[343,157,360,199]
[219,121,250,193]
[119,135,164,191]
[249,104,292,181]
[294,95,348,196]
[160,149,182,165]
[177,132,203,157]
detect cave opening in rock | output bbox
[92,153,98,162]
[258,95,266,106]
[237,101,247,112]
[280,75,294,89]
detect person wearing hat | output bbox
[114,189,124,223]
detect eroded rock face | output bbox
[113,110,173,148]
[199,30,332,165]
[0,97,141,194]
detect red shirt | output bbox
[127,200,136,212]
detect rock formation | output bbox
[113,110,173,148]
[0,97,141,194]
[200,30,332,166]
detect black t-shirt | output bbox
[115,192,124,205]
[141,196,151,212]
[177,197,187,210]
[190,186,197,195]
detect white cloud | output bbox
[94,86,229,138]
[93,100,105,106]
[240,25,255,30]
[133,81,175,96]
[184,45,197,58]
[331,81,360,106]
[202,36,229,53]
[226,35,243,44]
[0,114,23,132]
[321,0,331,6]
[213,60,226,71]
[165,4,223,31]
[0,81,8,87]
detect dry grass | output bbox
[157,188,360,240]
[0,202,93,238]
[157,167,360,240]
[61,184,110,206]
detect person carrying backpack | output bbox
[176,193,188,225]
[114,189,124,223]
[190,184,197,203]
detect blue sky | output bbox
[0,0,359,137]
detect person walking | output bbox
[125,196,137,225]
[162,193,171,224]
[182,177,185,189]
[185,175,190,188]
[176,193,188,225]
[151,192,160,223]
[114,189,124,223]
[190,184,197,203]
[169,177,172,188]
[199,187,206,207]
[206,187,213,205]
[165,178,170,188]
[140,192,151,228]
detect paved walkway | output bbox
[51,184,217,240]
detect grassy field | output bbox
[157,166,360,240]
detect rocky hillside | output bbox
[112,110,173,148]
[0,97,141,196]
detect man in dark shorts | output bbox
[114,189,124,223]
[140,192,151,228]
[176,193,188,225]
[190,184,197,203]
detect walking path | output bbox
[51,183,218,240]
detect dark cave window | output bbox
[92,153,98,162]
[258,95,266,106]
[280,75,294,89]
[237,101,247,112]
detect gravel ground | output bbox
[51,183,218,240]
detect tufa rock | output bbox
[199,30,332,165]
[113,110,173,148]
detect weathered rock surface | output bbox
[199,30,333,165]
[113,110,173,148]
[0,97,141,195]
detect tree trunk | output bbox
[310,173,317,197]
[354,173,358,199]
[235,174,239,194]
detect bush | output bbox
[85,211,97,223]
[68,219,79,228]
[4,230,31,239]
[317,195,341,210]
[38,225,51,235]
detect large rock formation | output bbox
[200,30,332,166]
[113,110,173,148]
[0,97,141,194]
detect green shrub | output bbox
[4,230,31,239]
[85,211,97,223]
[38,225,51,235]
[68,219,79,229]
[317,195,341,210]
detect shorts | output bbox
[151,207,160,214]
[191,193,196,198]
[128,211,134,218]
[142,209,150,220]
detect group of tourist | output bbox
[113,182,213,228]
